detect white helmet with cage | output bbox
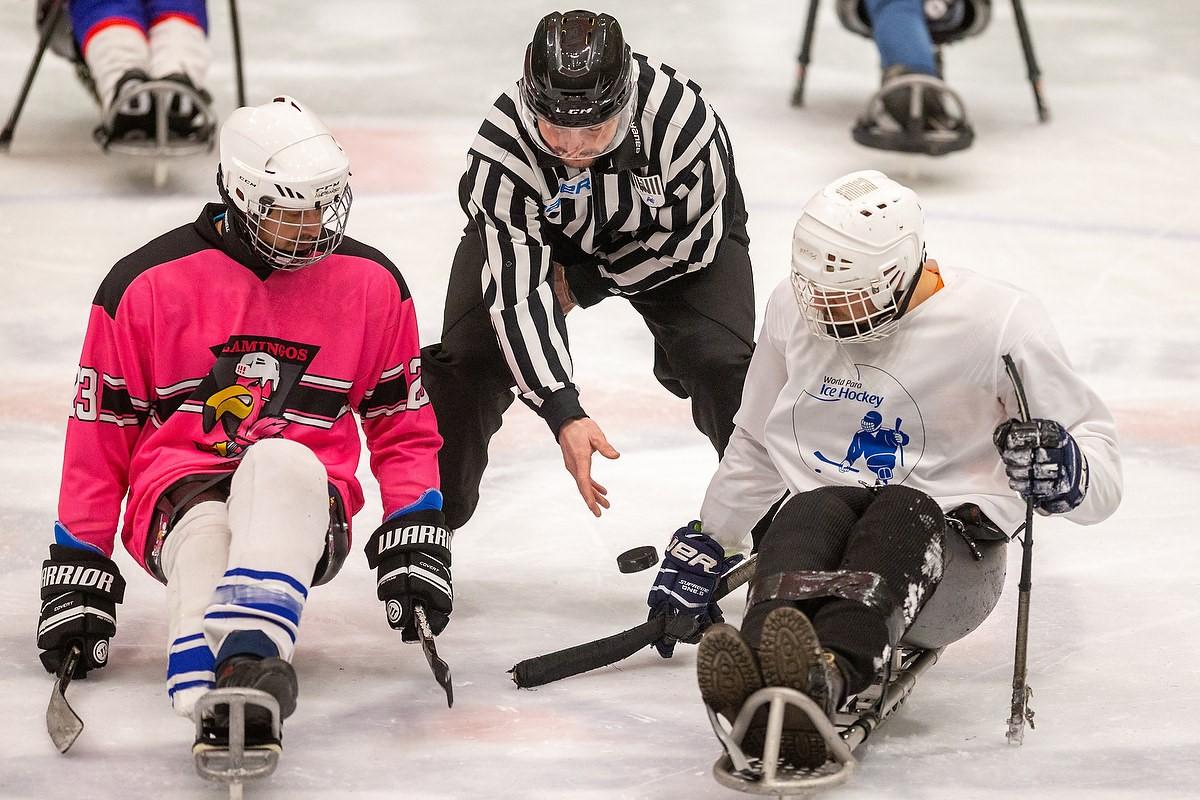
[790,171,925,343]
[218,96,352,270]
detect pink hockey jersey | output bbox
[58,204,442,576]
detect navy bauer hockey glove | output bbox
[366,509,453,642]
[38,544,126,678]
[646,522,744,658]
[994,418,1089,515]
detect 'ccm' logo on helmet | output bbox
[668,539,719,573]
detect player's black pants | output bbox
[742,485,948,695]
[421,214,754,531]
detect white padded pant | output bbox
[161,439,328,718]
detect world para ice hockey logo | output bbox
[793,363,925,487]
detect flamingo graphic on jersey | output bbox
[199,352,290,457]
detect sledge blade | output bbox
[414,605,453,707]
[46,644,84,754]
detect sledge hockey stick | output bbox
[413,604,453,707]
[1,0,66,150]
[46,642,84,753]
[228,0,247,107]
[510,554,758,688]
[1002,353,1036,745]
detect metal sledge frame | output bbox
[710,647,943,796]
[790,0,1049,122]
[850,72,976,156]
[194,687,282,798]
[1,0,247,152]
[96,78,216,157]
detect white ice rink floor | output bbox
[1,2,1197,798]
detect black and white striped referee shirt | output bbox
[459,54,739,430]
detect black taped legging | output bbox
[742,484,946,694]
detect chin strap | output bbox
[890,255,928,324]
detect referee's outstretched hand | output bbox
[558,417,620,517]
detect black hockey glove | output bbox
[646,522,744,658]
[994,418,1089,515]
[365,510,453,642]
[38,544,126,678]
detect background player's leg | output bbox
[864,0,938,76]
[145,0,208,86]
[162,499,229,718]
[69,0,151,134]
[421,226,518,530]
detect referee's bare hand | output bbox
[558,417,620,516]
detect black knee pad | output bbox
[758,487,875,572]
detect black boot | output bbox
[99,69,155,144]
[757,606,845,718]
[879,65,959,134]
[215,654,299,720]
[194,654,298,752]
[754,606,847,769]
[158,73,214,142]
[697,612,848,771]
[697,623,764,722]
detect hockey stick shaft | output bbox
[1002,353,1036,744]
[228,0,247,107]
[1,0,66,150]
[510,554,758,688]
[1010,0,1049,122]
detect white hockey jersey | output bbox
[701,266,1122,553]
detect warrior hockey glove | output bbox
[646,522,744,658]
[366,509,453,642]
[994,418,1089,515]
[38,543,126,678]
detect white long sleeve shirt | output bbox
[701,266,1122,554]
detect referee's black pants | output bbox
[421,213,755,531]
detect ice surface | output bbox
[1,2,1197,798]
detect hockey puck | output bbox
[617,545,659,573]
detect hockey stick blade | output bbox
[413,605,453,708]
[510,554,758,688]
[47,643,84,754]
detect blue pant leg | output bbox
[864,0,938,75]
[68,0,148,48]
[146,0,208,31]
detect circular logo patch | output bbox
[386,599,404,626]
[92,639,109,666]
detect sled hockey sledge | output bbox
[3,0,247,187]
[708,646,941,796]
[193,688,282,800]
[94,78,217,187]
[852,74,974,157]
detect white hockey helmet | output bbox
[218,96,352,270]
[790,171,926,343]
[234,352,281,393]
